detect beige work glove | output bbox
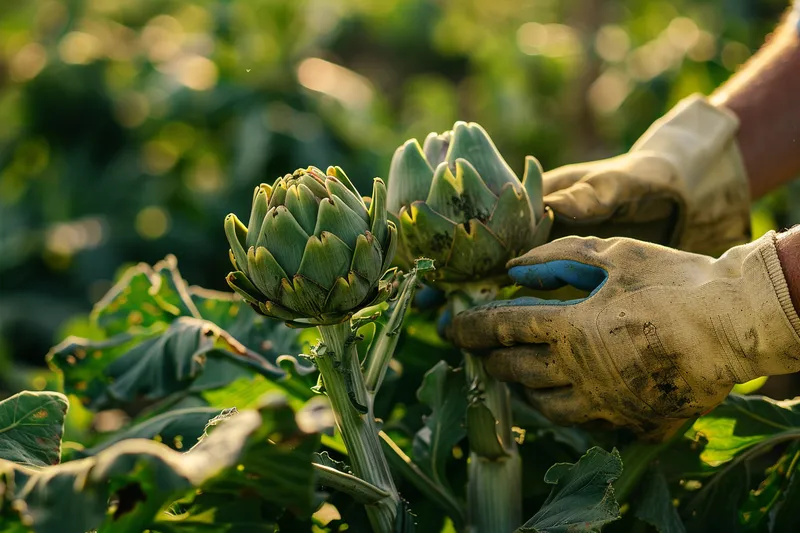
[450,231,800,439]
[545,94,751,255]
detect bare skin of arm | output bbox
[710,9,800,199]
[777,227,800,312]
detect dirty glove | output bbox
[450,231,800,439]
[544,94,750,255]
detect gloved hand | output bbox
[544,94,751,256]
[450,231,800,439]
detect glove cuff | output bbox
[632,94,751,255]
[738,231,800,378]
[760,231,800,340]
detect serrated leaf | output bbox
[47,318,269,412]
[738,443,800,531]
[48,258,304,417]
[194,407,239,445]
[0,393,326,533]
[313,450,352,475]
[517,447,623,533]
[634,469,685,533]
[689,395,800,467]
[76,407,226,457]
[412,361,467,491]
[189,287,303,361]
[93,255,201,336]
[0,391,68,467]
[770,459,800,532]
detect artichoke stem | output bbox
[316,322,400,532]
[451,286,523,533]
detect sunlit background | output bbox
[1,0,799,395]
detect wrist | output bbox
[776,226,800,314]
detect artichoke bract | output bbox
[224,166,397,325]
[387,121,552,282]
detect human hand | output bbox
[544,95,750,256]
[450,232,800,439]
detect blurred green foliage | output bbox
[1,0,799,389]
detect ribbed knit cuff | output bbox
[761,231,800,336]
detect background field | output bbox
[2,0,799,397]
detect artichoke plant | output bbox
[387,121,552,282]
[224,166,397,326]
[387,121,552,533]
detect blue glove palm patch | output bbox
[505,260,608,307]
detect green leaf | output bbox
[770,458,800,533]
[47,318,270,412]
[194,407,239,444]
[313,450,352,474]
[153,502,279,532]
[682,461,750,533]
[313,463,390,505]
[0,391,68,467]
[466,399,507,460]
[92,255,201,336]
[0,393,327,533]
[49,257,303,416]
[738,443,800,531]
[381,432,465,529]
[517,447,623,533]
[189,287,303,362]
[363,264,428,394]
[511,397,591,455]
[634,469,685,533]
[689,394,800,467]
[76,407,225,457]
[412,361,467,491]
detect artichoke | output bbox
[224,166,397,325]
[387,121,552,282]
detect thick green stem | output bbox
[364,268,422,394]
[451,287,522,533]
[316,322,400,532]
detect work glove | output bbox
[544,94,750,256]
[450,231,800,439]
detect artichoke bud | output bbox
[387,121,553,282]
[225,166,397,325]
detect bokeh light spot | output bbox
[296,58,374,110]
[588,69,632,114]
[517,23,582,58]
[114,92,150,128]
[135,207,170,239]
[10,43,48,82]
[687,31,717,62]
[595,25,630,63]
[174,55,219,91]
[58,31,102,65]
[721,41,751,71]
[186,154,223,193]
[142,140,179,174]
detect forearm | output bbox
[710,7,800,199]
[777,226,800,314]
